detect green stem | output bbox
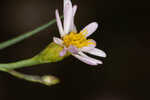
[0,16,63,50]
[0,56,41,70]
[0,56,59,86]
[0,42,69,71]
[7,70,60,86]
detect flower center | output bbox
[62,30,95,48]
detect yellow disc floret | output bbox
[62,30,96,48]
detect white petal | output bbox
[64,0,71,10]
[80,39,96,51]
[55,10,65,37]
[73,5,77,17]
[63,0,73,34]
[71,5,78,33]
[73,54,98,65]
[84,48,107,58]
[80,22,98,37]
[72,52,103,66]
[79,52,103,64]
[53,37,63,46]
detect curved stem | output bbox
[0,57,59,86]
[7,70,60,86]
[0,56,41,70]
[0,16,63,50]
[0,56,59,86]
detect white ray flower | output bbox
[53,0,107,66]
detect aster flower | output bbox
[53,0,106,65]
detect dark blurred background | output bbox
[0,0,150,100]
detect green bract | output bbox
[0,42,70,70]
[38,42,70,63]
[0,17,67,86]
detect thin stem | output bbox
[0,56,59,86]
[0,16,63,86]
[0,16,63,50]
[7,70,60,86]
[0,56,41,70]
